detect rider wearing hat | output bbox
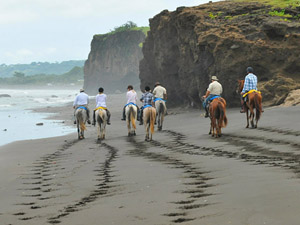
[202,76,223,118]
[73,88,91,124]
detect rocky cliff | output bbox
[84,30,146,95]
[139,1,300,107]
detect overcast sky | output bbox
[0,0,216,65]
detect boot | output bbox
[74,120,76,124]
[240,104,246,113]
[139,110,143,125]
[87,109,91,124]
[121,107,126,120]
[92,111,96,126]
[205,105,209,118]
[107,110,111,125]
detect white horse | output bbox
[95,108,107,140]
[75,108,88,140]
[143,106,156,141]
[155,100,166,131]
[125,104,137,136]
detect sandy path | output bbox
[0,104,300,225]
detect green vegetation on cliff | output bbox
[95,21,150,38]
[232,0,300,8]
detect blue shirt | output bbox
[140,92,154,106]
[242,73,257,93]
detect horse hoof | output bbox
[209,131,211,135]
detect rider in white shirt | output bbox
[121,85,139,121]
[73,88,91,124]
[92,87,111,125]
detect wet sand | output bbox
[0,100,300,225]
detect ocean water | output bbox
[0,88,80,147]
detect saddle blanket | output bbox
[209,95,221,101]
[154,98,166,102]
[125,102,137,107]
[141,104,152,109]
[94,106,107,111]
[243,90,261,98]
[76,106,87,110]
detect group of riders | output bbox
[73,66,260,126]
[73,82,167,126]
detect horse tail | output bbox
[130,106,136,129]
[254,93,262,121]
[218,102,227,128]
[159,102,164,115]
[150,108,156,134]
[98,110,104,124]
[78,110,86,131]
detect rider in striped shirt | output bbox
[240,67,257,113]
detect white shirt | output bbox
[153,86,167,99]
[207,81,223,95]
[95,93,107,108]
[126,90,137,104]
[73,92,89,106]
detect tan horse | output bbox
[125,104,137,136]
[237,80,263,128]
[155,100,166,131]
[95,108,107,140]
[75,108,88,140]
[209,98,228,138]
[143,106,156,141]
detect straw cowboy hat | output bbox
[211,76,219,81]
[80,88,85,92]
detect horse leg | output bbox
[246,110,249,128]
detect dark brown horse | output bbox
[237,80,263,128]
[209,97,228,137]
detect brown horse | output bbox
[237,80,263,128]
[209,97,228,138]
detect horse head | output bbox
[236,80,245,94]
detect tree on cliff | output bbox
[112,21,137,33]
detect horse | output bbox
[154,99,166,131]
[125,104,137,136]
[75,107,88,140]
[95,107,107,140]
[143,106,156,141]
[209,97,228,138]
[237,80,263,128]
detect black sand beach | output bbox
[0,101,300,225]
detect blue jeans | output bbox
[203,94,218,109]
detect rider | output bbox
[153,81,167,122]
[139,86,154,125]
[202,76,223,118]
[121,85,139,121]
[240,67,257,113]
[73,88,91,124]
[92,87,111,126]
